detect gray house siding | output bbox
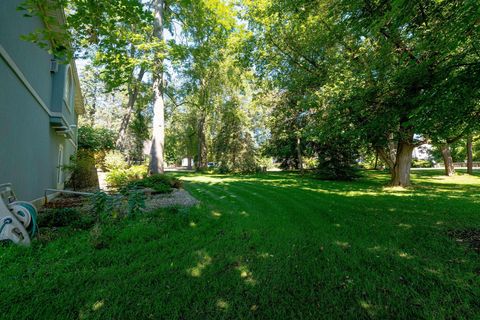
[0,0,54,108]
[0,0,81,202]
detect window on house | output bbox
[63,67,74,111]
[57,144,64,187]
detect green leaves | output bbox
[244,0,480,172]
[19,0,73,59]
[78,126,117,152]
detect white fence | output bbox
[453,162,480,168]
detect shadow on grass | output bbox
[0,170,479,319]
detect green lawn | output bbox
[1,171,479,319]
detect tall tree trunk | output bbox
[187,132,195,170]
[187,157,192,170]
[440,144,455,176]
[232,148,237,167]
[467,136,473,175]
[117,68,145,151]
[149,0,165,174]
[376,146,395,174]
[196,115,207,170]
[89,86,97,126]
[390,127,414,187]
[296,136,304,174]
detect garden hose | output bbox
[9,201,38,238]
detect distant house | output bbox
[412,144,433,161]
[0,1,84,204]
[181,158,194,168]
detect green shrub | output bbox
[64,150,99,190]
[316,136,360,181]
[106,169,130,188]
[194,166,209,173]
[124,174,182,194]
[303,157,318,170]
[146,174,182,188]
[104,151,128,172]
[257,157,274,170]
[38,208,96,230]
[90,191,111,215]
[412,159,433,168]
[106,167,182,194]
[215,164,231,174]
[128,165,149,178]
[105,165,148,188]
[127,190,146,216]
[236,157,259,173]
[150,183,172,194]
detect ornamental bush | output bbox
[64,150,99,189]
[125,174,183,194]
[316,136,360,181]
[105,165,148,189]
[104,151,128,172]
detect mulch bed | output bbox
[41,188,198,212]
[43,196,88,209]
[448,229,480,253]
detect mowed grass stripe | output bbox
[1,171,479,319]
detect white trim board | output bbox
[30,191,60,209]
[67,138,77,149]
[0,44,53,117]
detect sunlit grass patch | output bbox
[1,170,479,319]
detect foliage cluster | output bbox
[412,159,434,169]
[78,126,117,152]
[244,0,480,184]
[124,174,183,194]
[430,136,480,163]
[103,151,129,172]
[90,190,147,219]
[21,0,480,183]
[64,149,99,190]
[256,157,274,170]
[105,165,148,189]
[303,157,318,170]
[38,207,97,230]
[126,190,146,216]
[65,126,117,190]
[315,136,360,181]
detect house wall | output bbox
[0,0,78,201]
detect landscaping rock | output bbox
[145,189,199,210]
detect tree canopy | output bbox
[21,0,480,185]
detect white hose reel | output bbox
[0,214,31,246]
[0,184,38,246]
[10,203,32,227]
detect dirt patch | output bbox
[43,196,88,208]
[41,188,198,213]
[145,189,199,210]
[448,229,480,253]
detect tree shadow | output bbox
[1,170,479,319]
